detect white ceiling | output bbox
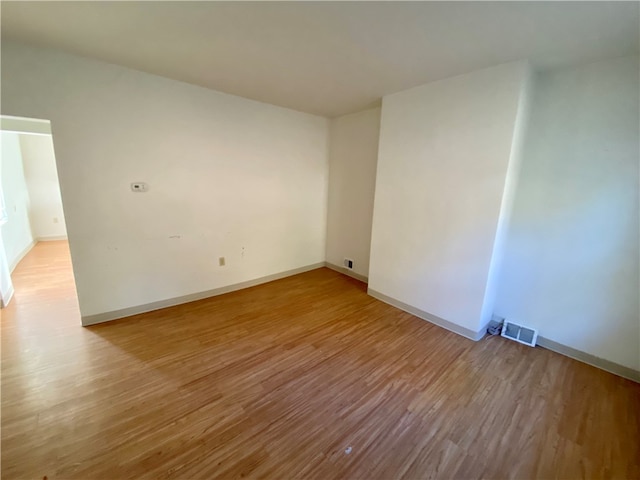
[2,1,638,117]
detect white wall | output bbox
[326,107,381,279]
[369,62,529,336]
[0,234,14,307]
[0,132,35,270]
[1,41,329,320]
[479,69,533,325]
[495,56,640,371]
[19,134,67,240]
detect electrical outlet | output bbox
[218,257,225,267]
[343,258,354,270]
[131,182,148,192]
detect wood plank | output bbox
[2,241,639,479]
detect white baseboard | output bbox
[79,261,639,384]
[36,235,68,241]
[325,262,368,283]
[7,237,66,273]
[1,284,15,308]
[82,262,326,326]
[536,336,640,383]
[367,288,487,341]
[9,239,36,273]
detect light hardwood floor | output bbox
[2,241,639,479]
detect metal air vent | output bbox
[501,321,538,347]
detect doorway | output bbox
[0,115,78,320]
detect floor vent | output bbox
[501,321,538,347]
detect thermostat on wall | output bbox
[131,182,148,192]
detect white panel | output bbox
[326,107,381,278]
[495,55,640,371]
[369,62,528,333]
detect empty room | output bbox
[1,1,638,479]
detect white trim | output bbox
[325,262,368,283]
[536,336,640,383]
[367,288,487,341]
[0,284,15,308]
[82,262,326,326]
[9,240,36,273]
[0,115,52,136]
[365,287,639,383]
[36,235,68,242]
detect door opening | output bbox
[0,115,79,325]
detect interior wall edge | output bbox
[479,63,534,326]
[81,262,326,326]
